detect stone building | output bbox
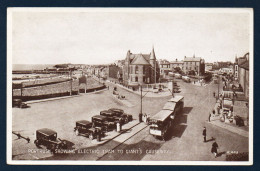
[122,47,160,86]
[183,55,205,76]
[159,59,171,79]
[170,59,184,71]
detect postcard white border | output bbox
[6,7,254,165]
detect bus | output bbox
[149,95,184,140]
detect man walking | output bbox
[203,127,207,142]
[211,140,219,158]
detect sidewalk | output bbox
[208,118,249,138]
[96,122,148,160]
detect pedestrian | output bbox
[203,127,207,142]
[208,113,211,122]
[213,91,216,98]
[211,141,219,158]
[139,113,143,123]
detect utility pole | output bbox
[140,85,142,115]
[70,70,72,96]
[154,59,156,84]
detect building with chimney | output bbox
[183,55,205,76]
[170,59,184,72]
[122,47,160,86]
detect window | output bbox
[135,66,139,74]
[143,77,146,82]
[135,76,138,82]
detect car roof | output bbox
[76,120,92,125]
[100,110,113,114]
[92,115,107,119]
[36,128,57,136]
[109,108,124,112]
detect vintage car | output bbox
[34,128,67,153]
[108,108,133,124]
[74,120,104,140]
[12,99,28,108]
[100,110,121,122]
[92,115,116,132]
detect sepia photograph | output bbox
[6,8,253,165]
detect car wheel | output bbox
[34,140,39,147]
[89,133,94,140]
[75,129,79,136]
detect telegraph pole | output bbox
[70,70,72,96]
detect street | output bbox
[12,80,248,161]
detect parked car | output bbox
[100,110,120,122]
[74,120,105,140]
[174,73,182,79]
[92,115,116,132]
[182,76,191,83]
[34,128,67,153]
[12,99,28,108]
[108,108,133,124]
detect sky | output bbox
[10,8,252,64]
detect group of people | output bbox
[203,127,219,158]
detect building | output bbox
[205,63,213,72]
[159,59,171,78]
[183,55,205,76]
[122,47,160,86]
[170,59,184,71]
[234,54,248,80]
[107,64,123,83]
[235,52,249,99]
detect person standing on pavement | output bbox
[211,140,219,158]
[208,112,211,122]
[203,127,207,142]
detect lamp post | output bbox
[139,84,150,116]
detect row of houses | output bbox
[87,49,249,99]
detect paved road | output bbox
[100,80,249,161]
[12,79,248,161]
[12,81,170,160]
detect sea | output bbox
[12,64,56,71]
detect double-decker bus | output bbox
[149,95,184,140]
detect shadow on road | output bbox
[217,151,226,157]
[206,137,215,142]
[183,107,193,114]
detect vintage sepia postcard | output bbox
[7,8,253,165]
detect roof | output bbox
[170,61,184,64]
[37,128,57,136]
[131,54,150,65]
[168,95,184,103]
[76,120,91,125]
[162,102,177,111]
[92,115,107,119]
[184,57,201,62]
[109,108,124,113]
[239,61,249,70]
[151,110,173,121]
